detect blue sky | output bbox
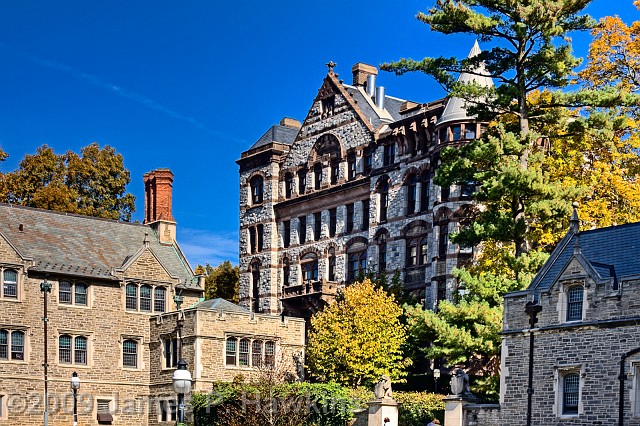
[0,1,637,268]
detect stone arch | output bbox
[452,204,475,221]
[401,167,420,184]
[309,133,344,163]
[345,236,368,250]
[249,258,262,271]
[433,206,453,223]
[400,220,430,238]
[374,227,390,242]
[324,242,339,256]
[299,246,321,258]
[374,174,391,192]
[245,170,267,186]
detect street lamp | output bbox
[433,368,441,393]
[172,359,192,424]
[525,299,542,426]
[40,278,52,426]
[70,372,80,426]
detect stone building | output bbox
[0,169,305,425]
[237,42,493,319]
[497,208,640,425]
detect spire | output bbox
[570,202,580,234]
[468,39,481,58]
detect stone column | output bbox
[368,398,398,426]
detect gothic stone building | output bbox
[0,169,305,426]
[237,43,493,318]
[497,208,640,425]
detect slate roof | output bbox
[249,124,299,150]
[0,203,200,290]
[196,297,248,313]
[530,221,640,291]
[343,85,409,128]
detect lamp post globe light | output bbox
[70,372,80,426]
[433,368,441,393]
[172,359,192,424]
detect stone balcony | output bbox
[281,280,339,318]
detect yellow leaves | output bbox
[307,279,409,388]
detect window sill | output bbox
[0,359,28,365]
[59,364,93,369]
[0,298,21,303]
[58,304,92,309]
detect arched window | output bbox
[226,337,237,366]
[59,335,72,363]
[75,336,87,365]
[328,248,336,281]
[285,173,294,199]
[239,338,250,366]
[252,266,260,313]
[420,171,430,212]
[378,179,389,222]
[252,340,263,367]
[250,175,264,205]
[154,287,166,313]
[314,163,323,190]
[348,251,367,284]
[2,269,18,298]
[563,373,580,415]
[298,169,307,195]
[406,238,419,267]
[301,253,319,282]
[438,223,449,258]
[283,257,290,286]
[406,174,417,215]
[379,241,387,273]
[75,283,87,306]
[11,331,24,360]
[123,339,138,368]
[567,286,584,321]
[0,330,7,359]
[265,341,275,367]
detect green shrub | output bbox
[395,392,445,426]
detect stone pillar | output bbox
[367,398,398,426]
[444,368,479,426]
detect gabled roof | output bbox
[0,203,200,290]
[530,221,640,291]
[248,124,299,150]
[438,40,494,126]
[196,297,248,313]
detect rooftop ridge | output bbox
[0,202,146,227]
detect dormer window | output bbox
[567,286,584,321]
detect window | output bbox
[438,224,449,258]
[225,336,276,369]
[159,399,177,422]
[314,163,323,190]
[2,269,18,299]
[420,172,430,212]
[441,184,450,202]
[465,124,476,139]
[364,152,373,174]
[249,226,257,254]
[122,339,138,368]
[252,340,263,367]
[406,239,418,267]
[383,144,395,166]
[348,251,367,284]
[154,287,166,313]
[0,330,24,361]
[257,224,264,252]
[321,96,335,117]
[379,242,387,273]
[97,398,114,423]
[562,372,581,415]
[285,173,294,199]
[299,216,307,244]
[439,128,447,143]
[59,334,88,365]
[567,286,584,321]
[283,257,290,286]
[437,281,447,304]
[348,153,357,180]
[226,337,237,366]
[331,160,340,185]
[252,267,260,313]
[379,179,389,222]
[126,284,168,312]
[362,200,369,230]
[329,208,337,237]
[298,169,307,195]
[461,181,476,198]
[250,175,264,205]
[314,212,322,241]
[451,125,462,141]
[346,203,355,233]
[59,335,72,363]
[407,174,417,215]
[328,248,336,281]
[164,337,178,368]
[301,253,319,282]
[59,281,88,306]
[239,338,250,366]
[283,221,291,248]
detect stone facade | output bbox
[0,170,305,425]
[498,212,640,425]
[237,46,493,319]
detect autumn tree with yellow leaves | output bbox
[306,279,411,388]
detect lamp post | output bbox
[70,372,80,426]
[433,368,441,393]
[40,278,52,426]
[172,359,192,425]
[525,299,542,426]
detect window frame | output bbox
[555,366,583,418]
[125,283,169,314]
[346,203,355,233]
[283,220,291,248]
[313,212,322,241]
[163,336,179,369]
[383,143,395,166]
[301,253,319,282]
[285,173,294,199]
[420,171,430,212]
[347,250,367,284]
[566,285,584,322]
[1,267,20,300]
[314,163,323,190]
[225,335,277,369]
[122,338,140,369]
[298,216,307,244]
[406,174,417,215]
[59,280,89,307]
[250,175,264,205]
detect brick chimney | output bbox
[352,63,378,86]
[143,169,176,244]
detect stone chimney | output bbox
[143,169,176,244]
[352,62,378,87]
[280,117,302,129]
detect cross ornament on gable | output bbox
[326,61,337,74]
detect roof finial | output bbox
[570,202,580,234]
[326,61,337,75]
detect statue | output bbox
[374,375,393,399]
[450,368,475,399]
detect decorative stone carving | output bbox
[374,375,393,399]
[450,368,475,399]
